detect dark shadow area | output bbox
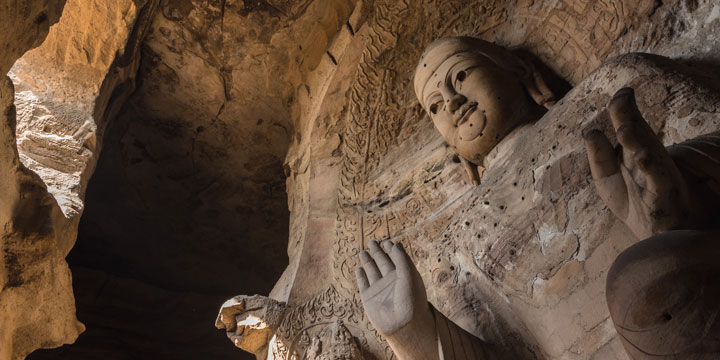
[675,58,720,93]
[27,267,250,360]
[28,43,290,359]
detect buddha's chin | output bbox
[456,141,489,164]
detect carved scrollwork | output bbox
[272,286,389,360]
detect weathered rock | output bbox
[1,0,159,359]
[10,0,160,218]
[47,0,356,358]
[3,0,720,359]
[0,2,72,359]
[69,0,359,296]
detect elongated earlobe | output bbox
[511,50,569,110]
[520,61,557,109]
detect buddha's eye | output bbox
[429,103,439,114]
[456,71,466,82]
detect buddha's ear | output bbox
[512,49,570,110]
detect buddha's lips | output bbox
[454,102,478,126]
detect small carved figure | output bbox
[217,296,366,360]
[215,295,287,360]
[301,320,364,360]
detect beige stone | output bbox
[0,0,159,358]
[413,37,555,185]
[216,295,287,360]
[606,230,720,359]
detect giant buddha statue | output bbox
[355,37,720,360]
[217,35,720,359]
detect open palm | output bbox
[355,240,427,335]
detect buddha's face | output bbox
[415,42,540,164]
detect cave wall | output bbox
[50,0,360,358]
[0,1,83,359]
[5,0,364,358]
[0,1,74,359]
[1,0,159,359]
[10,0,159,218]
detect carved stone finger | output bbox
[381,239,394,253]
[633,148,652,171]
[594,173,630,222]
[360,250,382,284]
[633,148,656,189]
[369,240,395,275]
[616,123,644,153]
[388,242,410,274]
[635,147,679,196]
[584,129,619,180]
[355,267,370,292]
[622,163,648,223]
[608,88,643,132]
[610,88,664,154]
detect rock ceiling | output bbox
[1,0,719,359]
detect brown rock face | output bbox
[68,0,358,294]
[3,0,720,359]
[0,1,72,359]
[68,0,295,293]
[28,0,355,359]
[2,0,162,358]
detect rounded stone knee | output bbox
[606,230,720,359]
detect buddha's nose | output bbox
[447,94,467,113]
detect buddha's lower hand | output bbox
[355,240,440,360]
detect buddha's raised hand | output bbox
[355,240,439,360]
[584,88,699,239]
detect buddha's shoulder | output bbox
[484,53,720,182]
[537,53,719,144]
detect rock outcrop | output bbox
[1,0,158,358]
[0,1,73,359]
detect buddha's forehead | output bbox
[415,42,471,94]
[418,52,491,107]
[414,37,524,105]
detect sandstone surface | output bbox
[2,0,720,359]
[2,0,159,358]
[269,1,720,358]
